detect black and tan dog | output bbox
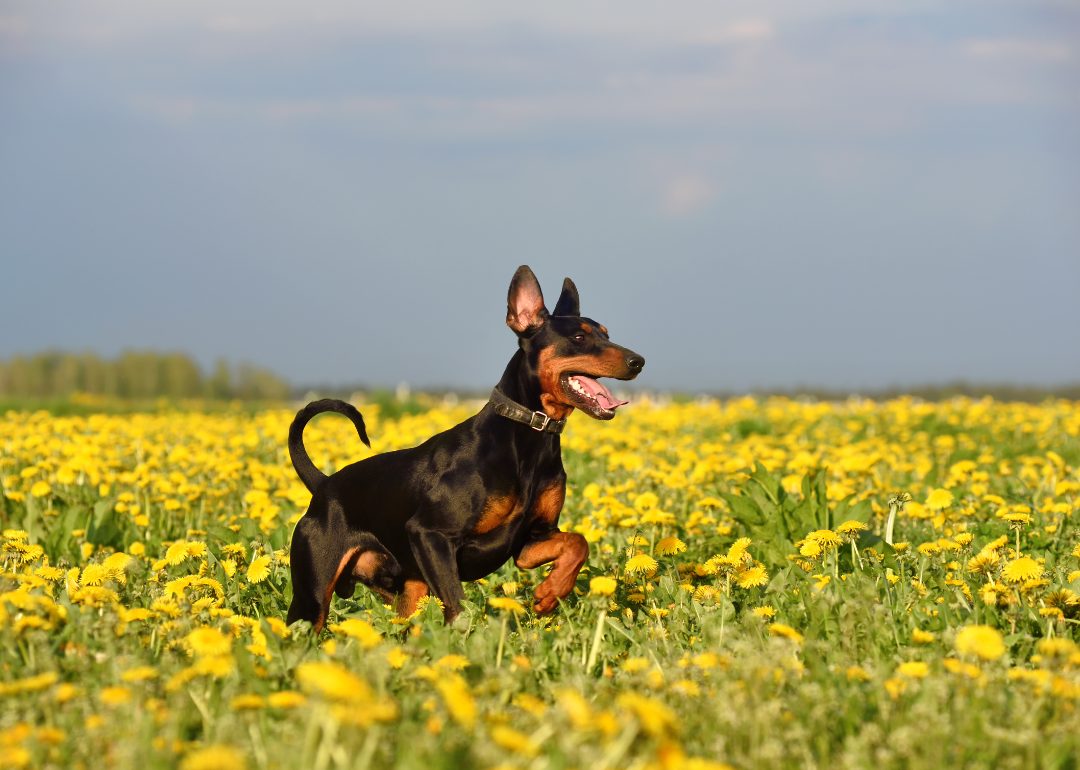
[285,266,644,631]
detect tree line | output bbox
[0,351,290,400]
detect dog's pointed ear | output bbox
[506,265,548,335]
[552,277,580,317]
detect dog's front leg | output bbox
[405,520,467,622]
[516,530,589,615]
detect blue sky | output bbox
[1,1,1077,391]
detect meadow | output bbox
[1,394,1078,770]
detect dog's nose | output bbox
[625,354,645,372]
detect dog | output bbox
[285,265,644,631]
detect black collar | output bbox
[488,388,567,434]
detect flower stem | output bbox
[586,609,607,672]
[495,615,508,669]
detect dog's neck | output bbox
[495,349,543,412]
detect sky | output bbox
[1,0,1077,393]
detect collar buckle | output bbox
[529,411,551,431]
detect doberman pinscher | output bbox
[285,266,644,631]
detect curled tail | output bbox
[289,399,371,493]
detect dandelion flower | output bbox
[179,745,247,770]
[120,666,159,683]
[296,662,372,703]
[896,662,928,679]
[488,597,525,614]
[436,654,469,671]
[911,629,936,644]
[799,540,822,558]
[590,576,617,596]
[329,619,382,648]
[99,686,132,706]
[954,533,974,547]
[186,627,232,658]
[727,537,752,560]
[229,694,266,711]
[736,566,768,589]
[752,606,776,618]
[1002,556,1042,584]
[955,625,1006,661]
[625,553,659,576]
[30,481,52,498]
[267,691,307,709]
[768,623,804,643]
[836,521,866,536]
[499,581,519,596]
[656,537,687,556]
[165,541,189,566]
[925,488,954,509]
[386,648,409,669]
[490,726,539,756]
[246,556,272,584]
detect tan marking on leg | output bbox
[395,579,429,618]
[531,481,565,527]
[515,531,589,615]
[472,493,520,534]
[316,546,363,633]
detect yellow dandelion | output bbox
[799,540,822,559]
[752,606,776,618]
[616,693,677,738]
[625,553,659,576]
[656,537,687,556]
[229,694,266,711]
[911,629,936,645]
[120,666,159,683]
[436,654,469,671]
[329,619,382,649]
[386,648,409,669]
[736,566,768,589]
[847,666,870,682]
[488,597,526,614]
[99,686,132,706]
[836,520,866,535]
[296,662,372,703]
[186,627,232,658]
[925,488,954,509]
[180,745,247,770]
[246,556,272,584]
[490,725,539,757]
[727,537,752,560]
[267,691,307,709]
[30,481,52,498]
[769,623,804,643]
[164,541,189,566]
[896,662,928,679]
[955,625,1006,661]
[1002,556,1043,584]
[590,576,618,596]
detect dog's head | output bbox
[506,265,644,421]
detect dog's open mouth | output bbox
[561,373,629,420]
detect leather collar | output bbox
[488,388,567,434]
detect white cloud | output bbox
[661,173,717,218]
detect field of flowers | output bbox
[1,395,1079,770]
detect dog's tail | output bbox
[289,399,371,494]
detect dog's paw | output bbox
[532,583,560,615]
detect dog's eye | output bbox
[572,334,585,342]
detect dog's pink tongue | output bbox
[574,376,629,410]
